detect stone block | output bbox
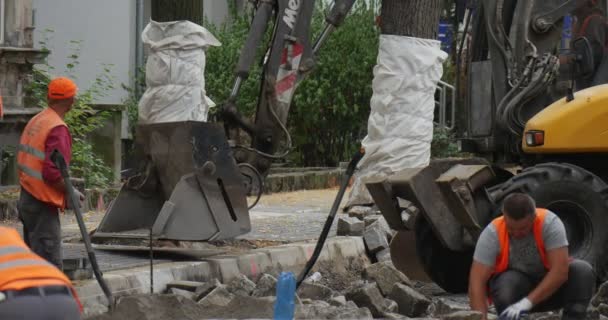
[389,283,431,317]
[363,261,412,296]
[337,216,365,236]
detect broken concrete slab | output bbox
[197,285,234,307]
[170,288,195,300]
[226,274,256,297]
[252,273,277,297]
[389,283,431,317]
[165,280,206,292]
[298,281,335,301]
[363,225,389,254]
[363,261,412,296]
[337,216,365,236]
[345,282,387,318]
[443,311,484,320]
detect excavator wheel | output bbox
[490,162,608,282]
[414,215,474,293]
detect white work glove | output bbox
[499,297,533,320]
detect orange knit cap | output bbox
[48,77,78,99]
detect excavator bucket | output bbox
[92,121,251,242]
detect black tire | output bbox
[414,215,474,293]
[490,162,608,281]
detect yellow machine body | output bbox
[523,84,608,153]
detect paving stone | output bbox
[389,283,431,317]
[363,261,412,296]
[198,285,234,307]
[382,312,409,319]
[298,281,335,301]
[348,206,374,220]
[335,307,373,319]
[252,273,277,297]
[595,282,608,307]
[345,282,387,318]
[170,288,195,300]
[363,215,381,227]
[329,295,347,307]
[376,248,392,263]
[443,311,484,320]
[165,280,206,292]
[384,298,398,313]
[193,279,221,301]
[226,274,256,297]
[337,216,365,236]
[429,297,470,316]
[363,224,389,254]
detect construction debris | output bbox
[363,261,412,296]
[337,216,365,236]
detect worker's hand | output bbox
[499,297,533,320]
[67,189,85,209]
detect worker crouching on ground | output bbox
[468,193,595,320]
[16,77,84,270]
[0,226,82,319]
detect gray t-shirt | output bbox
[473,210,568,278]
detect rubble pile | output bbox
[86,205,608,319]
[86,260,490,320]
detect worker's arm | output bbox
[43,126,72,193]
[469,225,499,320]
[469,261,494,319]
[527,246,569,305]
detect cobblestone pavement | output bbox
[240,188,350,241]
[2,188,351,243]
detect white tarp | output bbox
[138,20,221,124]
[346,35,448,207]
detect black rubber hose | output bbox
[51,150,114,309]
[296,148,365,289]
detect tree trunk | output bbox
[151,0,203,23]
[380,0,442,39]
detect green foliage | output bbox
[26,30,116,188]
[431,126,461,158]
[204,11,268,118]
[204,3,378,166]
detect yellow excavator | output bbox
[369,0,608,293]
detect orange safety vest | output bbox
[492,208,550,275]
[0,226,82,311]
[17,108,69,209]
[486,209,550,305]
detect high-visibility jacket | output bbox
[491,208,550,275]
[17,108,69,209]
[0,226,81,311]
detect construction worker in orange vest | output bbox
[0,226,81,319]
[468,193,595,320]
[16,77,84,270]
